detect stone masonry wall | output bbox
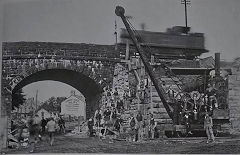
[229,67,240,132]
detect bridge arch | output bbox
[12,69,102,119]
[1,42,123,149]
[2,56,118,117]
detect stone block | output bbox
[155,118,173,124]
[228,96,240,101]
[229,105,240,109]
[229,75,237,81]
[229,90,235,96]
[231,120,240,129]
[229,106,240,113]
[229,103,240,107]
[230,115,240,119]
[233,91,240,96]
[154,113,170,119]
[228,97,237,101]
[231,112,240,116]
[230,114,240,119]
[229,96,240,100]
[229,108,240,112]
[229,102,240,107]
[232,87,240,91]
[152,96,161,100]
[230,112,240,117]
[156,108,168,113]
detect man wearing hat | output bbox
[204,113,215,143]
[87,118,94,137]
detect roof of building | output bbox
[66,90,85,102]
[36,102,53,113]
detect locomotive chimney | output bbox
[215,52,220,77]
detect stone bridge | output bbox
[1,42,127,118]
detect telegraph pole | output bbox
[35,89,38,112]
[181,0,191,33]
[114,19,118,50]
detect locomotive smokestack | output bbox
[215,52,220,77]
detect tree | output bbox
[12,88,26,110]
[46,96,67,113]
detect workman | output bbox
[204,113,215,143]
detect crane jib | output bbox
[115,6,173,119]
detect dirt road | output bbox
[3,134,240,154]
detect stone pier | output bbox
[229,67,240,133]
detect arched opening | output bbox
[14,81,86,119]
[12,69,102,119]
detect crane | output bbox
[115,6,231,137]
[115,6,173,119]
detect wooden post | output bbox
[78,116,80,132]
[215,53,220,77]
[125,40,130,60]
[150,77,153,113]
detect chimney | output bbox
[215,53,220,77]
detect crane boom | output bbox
[115,6,173,118]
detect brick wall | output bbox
[229,67,240,132]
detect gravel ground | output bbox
[3,134,240,154]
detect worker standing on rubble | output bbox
[46,117,57,146]
[16,117,27,149]
[27,113,41,153]
[103,107,112,138]
[204,113,215,143]
[149,113,156,139]
[167,85,175,100]
[94,109,102,128]
[41,117,47,135]
[87,118,94,137]
[128,113,136,142]
[136,111,143,142]
[58,116,65,134]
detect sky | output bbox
[22,80,82,102]
[2,0,240,61]
[1,0,240,101]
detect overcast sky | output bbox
[22,80,82,102]
[1,0,240,100]
[2,0,240,61]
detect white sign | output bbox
[61,96,86,118]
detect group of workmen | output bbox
[88,107,123,138]
[87,86,216,144]
[86,87,160,142]
[87,108,158,142]
[12,113,66,152]
[89,109,215,144]
[127,111,157,142]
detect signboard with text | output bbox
[61,96,86,119]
